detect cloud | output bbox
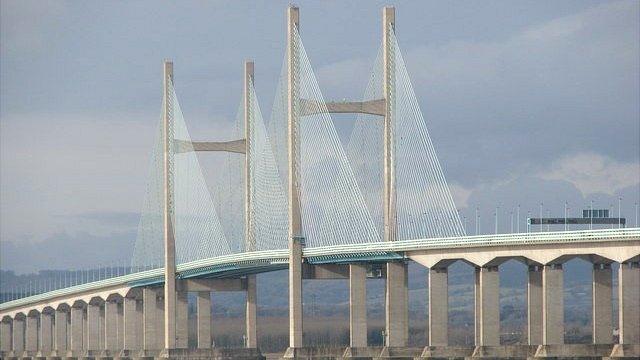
[449,183,472,210]
[538,152,640,196]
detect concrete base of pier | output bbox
[420,346,475,359]
[158,348,264,360]
[534,344,614,359]
[471,345,538,359]
[378,347,423,359]
[282,347,347,359]
[342,347,384,359]
[609,344,640,359]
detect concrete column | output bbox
[40,312,53,352]
[176,291,188,348]
[25,315,38,352]
[428,267,448,346]
[123,297,139,350]
[54,310,68,351]
[474,266,500,346]
[162,59,177,351]
[528,265,543,345]
[289,236,303,348]
[104,301,118,351]
[197,292,211,349]
[116,302,124,350]
[156,296,165,349]
[349,264,367,348]
[142,288,157,350]
[98,305,105,350]
[246,275,257,348]
[592,263,613,344]
[0,321,11,352]
[70,307,83,352]
[618,261,640,344]
[86,304,101,350]
[385,262,408,347]
[542,264,563,345]
[12,317,24,353]
[287,5,303,352]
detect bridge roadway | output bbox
[0,228,639,359]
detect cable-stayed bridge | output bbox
[1,6,638,360]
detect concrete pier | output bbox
[142,288,157,350]
[25,314,38,352]
[528,265,543,345]
[385,261,408,347]
[12,315,24,354]
[104,300,118,351]
[0,320,11,352]
[349,264,367,348]
[542,264,564,345]
[246,275,257,348]
[288,236,303,349]
[428,267,448,347]
[86,303,101,351]
[475,266,500,346]
[40,311,52,353]
[176,291,188,348]
[196,292,211,349]
[123,297,139,350]
[618,261,640,344]
[70,305,83,352]
[54,308,67,352]
[592,263,613,344]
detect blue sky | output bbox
[1,0,638,272]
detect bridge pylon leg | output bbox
[246,275,257,348]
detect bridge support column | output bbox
[142,288,157,350]
[246,275,257,348]
[288,236,303,349]
[70,306,84,353]
[592,263,613,344]
[25,315,38,352]
[117,301,125,350]
[618,261,640,344]
[54,309,68,352]
[542,264,563,345]
[197,292,211,349]
[428,267,448,346]
[385,261,408,347]
[86,304,101,351]
[104,300,118,351]
[123,297,140,351]
[349,264,367,348]
[474,266,499,346]
[156,295,166,348]
[0,320,11,352]
[528,265,543,345]
[12,317,24,354]
[176,291,188,348]
[40,312,52,353]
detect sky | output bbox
[1,0,639,273]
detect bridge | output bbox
[1,6,638,360]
